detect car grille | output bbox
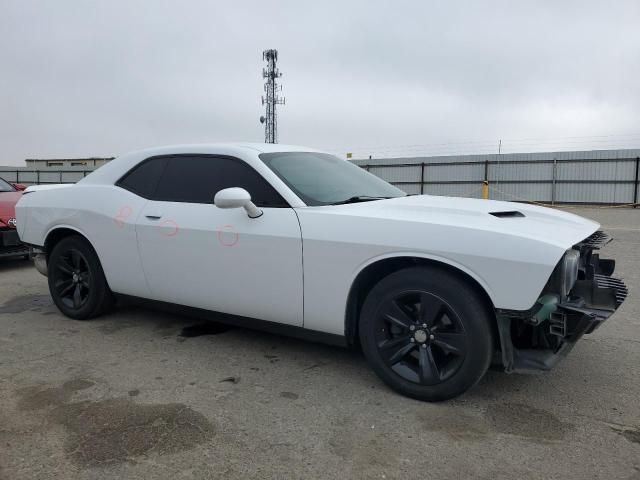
[594,274,628,307]
[581,230,612,249]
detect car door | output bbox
[135,154,304,326]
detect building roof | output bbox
[25,157,114,163]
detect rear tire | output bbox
[48,236,113,320]
[359,266,493,401]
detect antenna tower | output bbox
[260,49,285,143]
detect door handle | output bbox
[145,215,162,220]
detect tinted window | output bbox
[117,157,167,198]
[154,155,288,207]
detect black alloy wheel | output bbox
[53,248,91,310]
[48,235,113,319]
[359,266,493,402]
[375,291,467,385]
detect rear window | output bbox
[117,157,168,198]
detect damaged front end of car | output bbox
[496,230,628,373]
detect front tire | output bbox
[359,266,494,402]
[48,236,113,320]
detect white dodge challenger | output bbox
[15,144,627,401]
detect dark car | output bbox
[0,177,30,259]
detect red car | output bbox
[0,177,30,259]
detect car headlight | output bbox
[559,249,580,298]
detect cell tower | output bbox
[260,49,285,144]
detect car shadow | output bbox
[96,302,353,353]
[90,302,364,370]
[27,297,566,404]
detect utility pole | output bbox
[260,49,285,144]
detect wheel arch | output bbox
[44,225,115,290]
[44,225,93,255]
[344,254,497,347]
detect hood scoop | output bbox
[489,210,525,218]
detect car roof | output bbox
[122,142,323,157]
[78,142,328,187]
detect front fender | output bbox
[351,251,496,305]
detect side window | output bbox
[117,157,167,198]
[154,156,288,207]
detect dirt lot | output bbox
[1,207,639,480]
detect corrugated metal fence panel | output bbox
[0,169,88,185]
[16,171,41,183]
[21,171,77,184]
[555,183,635,204]
[353,149,640,205]
[424,183,483,198]
[556,161,597,181]
[0,171,18,182]
[556,159,634,181]
[425,163,485,182]
[489,183,553,202]
[394,183,420,195]
[61,171,86,183]
[366,165,421,184]
[491,162,553,182]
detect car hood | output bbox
[0,191,22,227]
[311,195,600,249]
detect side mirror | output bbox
[11,183,27,191]
[214,187,263,218]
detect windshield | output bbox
[0,177,15,192]
[259,152,406,206]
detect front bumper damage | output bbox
[496,230,629,373]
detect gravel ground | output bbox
[1,207,639,480]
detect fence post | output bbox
[16,170,20,183]
[60,171,63,183]
[634,157,639,208]
[365,165,370,172]
[420,162,425,195]
[551,157,557,206]
[36,170,40,185]
[481,159,489,199]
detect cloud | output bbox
[0,0,639,165]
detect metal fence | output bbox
[357,156,640,206]
[0,169,92,185]
[3,155,640,206]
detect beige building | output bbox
[25,157,113,169]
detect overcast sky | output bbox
[1,0,639,165]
